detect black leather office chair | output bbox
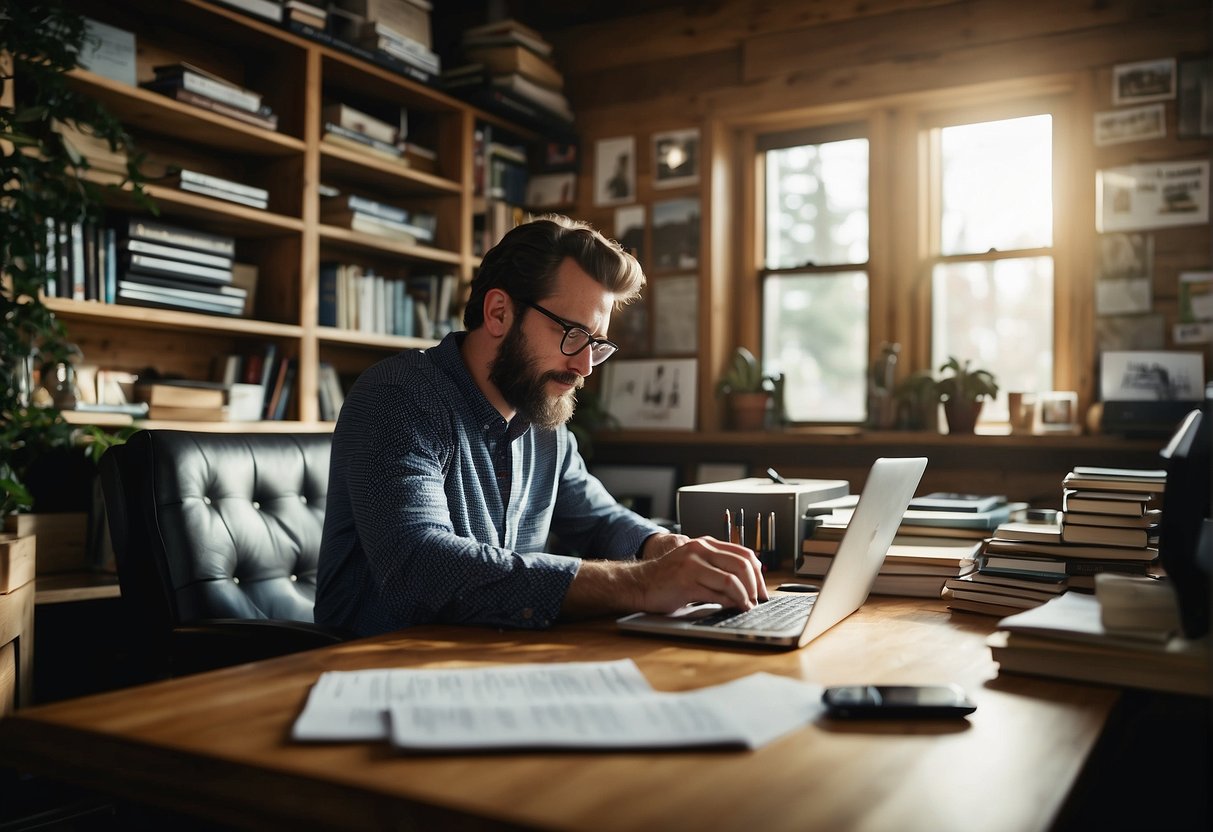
[100,430,347,678]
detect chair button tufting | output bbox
[252,500,261,509]
[202,496,212,505]
[290,574,298,582]
[299,495,307,504]
[232,577,240,585]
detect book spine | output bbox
[176,180,269,209]
[120,279,245,308]
[126,253,234,283]
[318,264,338,327]
[122,238,234,269]
[345,194,408,224]
[116,287,243,317]
[175,73,262,113]
[127,219,236,257]
[165,87,278,129]
[322,122,402,157]
[179,169,269,200]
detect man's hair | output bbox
[463,214,645,330]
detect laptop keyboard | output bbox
[692,594,816,630]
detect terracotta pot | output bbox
[728,392,770,430]
[943,399,983,434]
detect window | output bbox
[759,130,869,422]
[929,113,1055,422]
[751,97,1062,428]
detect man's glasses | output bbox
[519,300,619,366]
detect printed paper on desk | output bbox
[291,659,653,742]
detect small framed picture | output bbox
[1094,104,1166,146]
[652,128,700,189]
[1032,391,1080,435]
[651,197,700,270]
[600,357,697,431]
[1178,57,1212,139]
[594,136,635,206]
[1112,58,1177,105]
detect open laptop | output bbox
[617,456,928,648]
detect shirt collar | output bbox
[429,331,532,440]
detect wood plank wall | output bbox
[549,0,1212,430]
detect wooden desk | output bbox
[0,597,1119,832]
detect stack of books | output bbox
[165,168,269,210]
[443,19,573,128]
[321,102,409,166]
[283,0,327,29]
[798,492,1013,598]
[115,219,247,318]
[987,586,1207,696]
[329,0,438,81]
[319,190,435,244]
[141,62,278,132]
[955,466,1166,617]
[133,379,229,422]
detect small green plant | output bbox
[715,347,773,395]
[934,356,999,404]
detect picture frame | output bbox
[1112,58,1177,105]
[1096,160,1210,233]
[589,464,678,521]
[651,274,699,354]
[1177,57,1212,139]
[1031,391,1080,435]
[614,204,646,264]
[594,136,635,206]
[1100,351,1206,402]
[652,128,700,189]
[1094,104,1166,146]
[600,357,697,431]
[651,197,700,269]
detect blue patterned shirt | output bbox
[316,332,663,636]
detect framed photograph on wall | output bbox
[594,136,636,206]
[1096,160,1209,232]
[600,357,697,431]
[1112,57,1177,105]
[614,204,646,264]
[651,274,699,354]
[651,197,700,269]
[652,128,700,189]
[1094,104,1166,146]
[1178,57,1212,139]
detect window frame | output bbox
[728,77,1087,429]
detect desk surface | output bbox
[0,597,1118,832]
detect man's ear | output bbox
[483,288,513,338]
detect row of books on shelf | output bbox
[40,217,256,319]
[319,264,457,339]
[141,61,280,131]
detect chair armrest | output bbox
[170,619,348,676]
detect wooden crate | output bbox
[4,513,89,574]
[0,533,36,594]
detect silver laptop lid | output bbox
[797,456,927,647]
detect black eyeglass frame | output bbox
[518,299,619,366]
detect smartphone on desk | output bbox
[822,684,976,719]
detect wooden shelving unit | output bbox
[53,0,545,431]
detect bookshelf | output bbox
[47,0,553,430]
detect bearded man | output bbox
[317,215,764,636]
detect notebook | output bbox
[617,456,928,648]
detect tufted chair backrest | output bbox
[101,430,332,640]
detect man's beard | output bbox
[488,320,583,430]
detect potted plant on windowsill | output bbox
[935,356,999,434]
[715,347,777,431]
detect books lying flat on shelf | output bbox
[321,122,407,164]
[117,281,245,317]
[988,592,1210,696]
[321,102,399,145]
[127,218,236,257]
[464,44,562,90]
[121,253,233,285]
[145,403,228,422]
[211,0,284,24]
[462,17,553,58]
[147,86,278,130]
[489,73,573,121]
[145,62,264,113]
[134,380,227,410]
[169,169,269,209]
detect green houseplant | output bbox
[934,356,999,434]
[1,2,149,515]
[715,347,776,430]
